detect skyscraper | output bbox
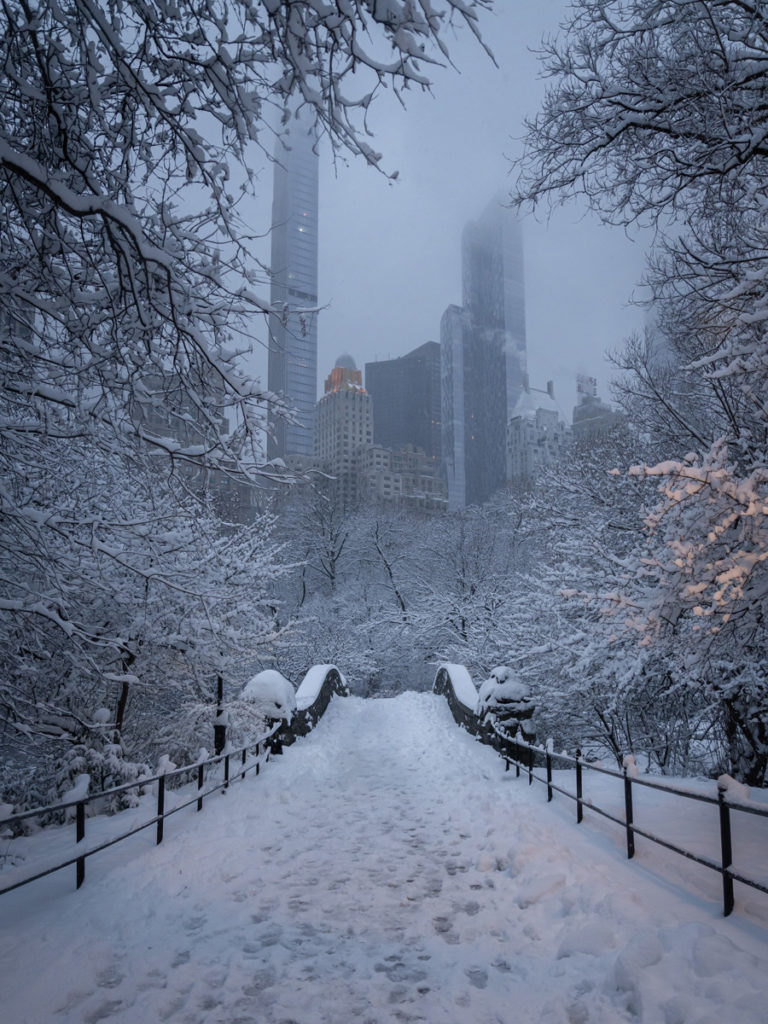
[572,376,623,442]
[365,341,442,460]
[267,108,319,462]
[507,380,568,486]
[315,355,373,508]
[441,199,527,508]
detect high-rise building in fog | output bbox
[315,355,373,508]
[267,108,319,462]
[365,341,441,460]
[507,380,568,485]
[441,200,527,508]
[571,375,622,442]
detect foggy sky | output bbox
[248,2,650,425]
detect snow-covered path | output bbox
[3,693,768,1023]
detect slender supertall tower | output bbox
[267,107,319,462]
[441,199,527,509]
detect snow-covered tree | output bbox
[516,0,768,783]
[0,432,288,803]
[1,0,493,793]
[2,0,492,474]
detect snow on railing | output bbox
[283,665,349,743]
[0,724,278,897]
[0,665,348,897]
[296,664,348,712]
[433,663,768,918]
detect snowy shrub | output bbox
[477,666,536,742]
[0,761,52,821]
[158,672,299,759]
[48,709,151,818]
[204,672,294,749]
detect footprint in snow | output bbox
[242,967,278,995]
[445,859,469,876]
[82,999,124,1023]
[466,967,488,989]
[96,965,124,990]
[459,900,481,916]
[374,960,428,983]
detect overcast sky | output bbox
[248,2,650,424]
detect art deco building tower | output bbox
[315,355,373,508]
[441,200,527,509]
[267,108,319,462]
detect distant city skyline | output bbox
[246,3,648,433]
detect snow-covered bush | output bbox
[48,709,151,818]
[477,666,536,742]
[147,671,297,764]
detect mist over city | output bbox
[2,2,768,1021]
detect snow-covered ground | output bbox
[2,692,768,1023]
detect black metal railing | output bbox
[0,723,280,898]
[434,664,768,917]
[1,665,349,898]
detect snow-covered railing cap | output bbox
[433,663,477,711]
[279,665,349,745]
[296,664,348,711]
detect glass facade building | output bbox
[267,108,319,461]
[442,201,527,508]
[365,341,442,460]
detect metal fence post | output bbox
[197,762,204,812]
[528,744,533,786]
[76,801,85,889]
[623,767,635,859]
[255,741,260,776]
[546,752,553,802]
[156,774,165,845]
[224,753,230,790]
[241,747,247,780]
[214,712,227,757]
[576,750,583,824]
[271,723,283,756]
[213,674,226,755]
[718,783,735,916]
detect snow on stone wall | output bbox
[241,670,297,722]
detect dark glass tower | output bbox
[441,200,527,508]
[365,341,442,459]
[267,108,319,461]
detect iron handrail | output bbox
[1,664,349,897]
[0,722,280,830]
[0,739,273,897]
[434,664,768,917]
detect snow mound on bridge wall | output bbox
[296,665,346,711]
[241,670,296,722]
[436,663,478,710]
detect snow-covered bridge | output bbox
[3,690,768,1023]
